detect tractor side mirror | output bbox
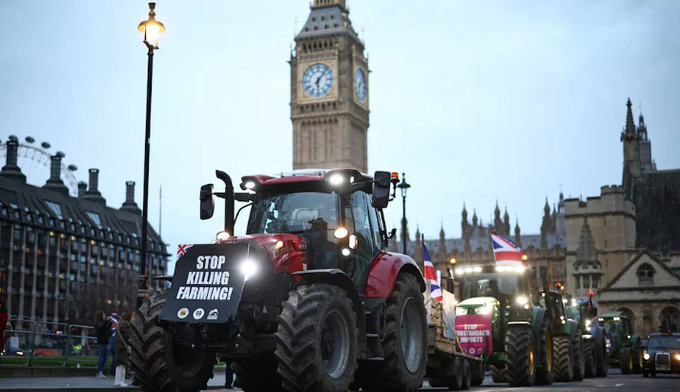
[372,171,391,208]
[200,184,215,220]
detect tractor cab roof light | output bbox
[328,173,345,187]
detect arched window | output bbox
[659,307,679,333]
[637,263,655,286]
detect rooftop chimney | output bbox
[0,140,27,183]
[77,182,87,198]
[43,153,69,195]
[120,181,141,215]
[83,168,106,205]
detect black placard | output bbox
[159,243,250,323]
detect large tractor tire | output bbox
[553,335,573,382]
[632,342,643,373]
[505,326,536,387]
[129,292,216,392]
[572,330,585,381]
[360,273,427,392]
[232,356,284,392]
[595,334,608,377]
[620,346,633,374]
[535,316,554,385]
[490,364,506,383]
[275,284,358,392]
[583,339,596,378]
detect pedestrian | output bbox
[224,361,233,389]
[0,301,8,365]
[114,310,133,387]
[108,313,119,377]
[93,311,113,378]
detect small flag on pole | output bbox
[490,233,527,266]
[424,243,443,302]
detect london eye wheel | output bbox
[0,135,80,197]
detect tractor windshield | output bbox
[603,321,623,336]
[566,306,581,322]
[459,273,526,306]
[247,191,340,234]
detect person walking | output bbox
[114,310,133,387]
[108,313,119,378]
[224,361,233,389]
[94,312,112,378]
[0,301,8,365]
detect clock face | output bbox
[302,63,334,97]
[355,68,366,102]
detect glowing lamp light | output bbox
[514,266,524,273]
[138,3,165,50]
[473,267,482,273]
[516,296,529,305]
[522,254,528,261]
[244,181,256,190]
[675,354,680,361]
[455,269,465,275]
[240,260,257,281]
[274,240,284,250]
[216,231,230,242]
[496,266,506,272]
[333,227,349,239]
[643,353,650,360]
[341,248,351,257]
[328,173,344,186]
[450,258,457,265]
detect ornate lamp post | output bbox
[137,3,165,307]
[397,173,411,255]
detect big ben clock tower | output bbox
[291,0,369,173]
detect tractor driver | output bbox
[305,198,339,270]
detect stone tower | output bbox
[290,0,369,172]
[621,98,641,194]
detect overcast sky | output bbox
[1,1,679,273]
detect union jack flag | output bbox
[423,243,443,302]
[176,244,194,262]
[491,233,526,266]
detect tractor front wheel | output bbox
[535,316,554,385]
[505,326,536,387]
[620,347,633,374]
[275,284,358,392]
[129,292,216,392]
[553,335,574,382]
[490,364,506,383]
[572,330,585,381]
[583,339,596,378]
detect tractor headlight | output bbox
[328,173,345,186]
[240,260,257,281]
[455,268,465,275]
[341,248,351,257]
[516,296,529,305]
[643,353,650,360]
[244,181,256,190]
[675,354,680,361]
[216,231,231,242]
[585,319,592,328]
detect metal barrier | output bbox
[3,317,102,367]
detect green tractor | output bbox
[598,312,643,374]
[454,263,568,387]
[565,297,608,378]
[540,289,581,382]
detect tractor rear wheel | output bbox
[620,347,633,374]
[275,284,358,392]
[572,330,585,381]
[232,356,284,392]
[553,335,573,382]
[535,316,554,385]
[583,339,596,378]
[361,273,427,392]
[129,292,216,392]
[505,326,536,387]
[490,364,506,383]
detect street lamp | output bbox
[397,173,411,255]
[137,3,165,308]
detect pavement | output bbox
[1,368,679,391]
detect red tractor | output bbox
[129,169,428,392]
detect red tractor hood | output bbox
[219,233,309,274]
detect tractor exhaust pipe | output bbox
[215,170,235,235]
